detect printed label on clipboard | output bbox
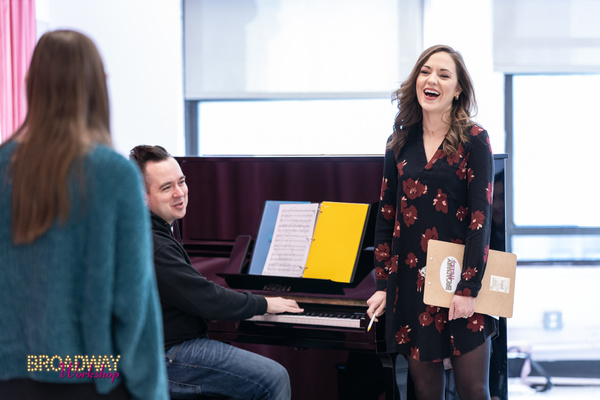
[440,256,461,293]
[489,275,510,294]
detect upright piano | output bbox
[175,155,509,400]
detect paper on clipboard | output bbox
[423,240,517,318]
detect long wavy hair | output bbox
[4,30,112,244]
[388,44,477,158]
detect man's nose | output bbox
[173,186,184,197]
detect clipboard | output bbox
[424,240,517,318]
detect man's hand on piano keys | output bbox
[265,297,304,314]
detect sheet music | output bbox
[262,203,319,277]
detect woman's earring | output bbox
[455,94,459,100]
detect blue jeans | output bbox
[165,337,291,399]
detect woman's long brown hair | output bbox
[5,30,112,244]
[388,44,477,158]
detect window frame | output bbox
[184,93,394,156]
[504,74,600,264]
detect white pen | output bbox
[367,313,377,331]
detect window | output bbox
[184,0,421,97]
[196,99,397,156]
[183,0,423,156]
[508,74,600,261]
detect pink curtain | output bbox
[0,0,36,143]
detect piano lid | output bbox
[176,155,508,295]
[176,156,384,243]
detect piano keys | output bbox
[206,287,386,353]
[247,310,366,329]
[247,296,368,329]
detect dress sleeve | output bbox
[456,127,495,298]
[373,141,398,291]
[111,162,169,400]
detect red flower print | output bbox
[396,325,411,344]
[456,288,472,297]
[425,149,445,170]
[400,196,408,213]
[380,178,388,200]
[483,245,490,263]
[374,266,388,280]
[393,220,401,237]
[389,255,399,273]
[403,178,427,200]
[471,125,484,136]
[381,204,395,221]
[450,336,461,356]
[420,227,439,252]
[410,347,420,360]
[403,205,418,227]
[467,168,475,185]
[435,311,447,333]
[470,210,485,230]
[447,144,464,165]
[486,182,493,205]
[419,311,434,326]
[433,189,448,213]
[405,252,418,269]
[462,267,478,281]
[416,270,425,292]
[456,158,468,180]
[451,238,464,244]
[467,314,485,332]
[375,243,390,262]
[397,160,407,176]
[456,206,468,221]
[426,305,439,314]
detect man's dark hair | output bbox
[129,145,172,191]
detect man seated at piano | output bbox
[129,145,304,400]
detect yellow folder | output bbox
[302,201,370,283]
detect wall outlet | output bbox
[543,311,563,330]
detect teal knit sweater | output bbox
[0,142,168,399]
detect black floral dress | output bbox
[374,124,498,362]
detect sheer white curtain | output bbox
[493,0,600,73]
[184,0,423,99]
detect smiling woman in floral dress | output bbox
[367,44,497,400]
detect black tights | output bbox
[405,337,491,400]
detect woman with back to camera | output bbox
[0,30,168,399]
[366,44,496,400]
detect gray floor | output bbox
[507,378,600,399]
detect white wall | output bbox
[35,0,185,156]
[32,0,504,157]
[424,0,505,154]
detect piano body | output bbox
[176,155,509,400]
